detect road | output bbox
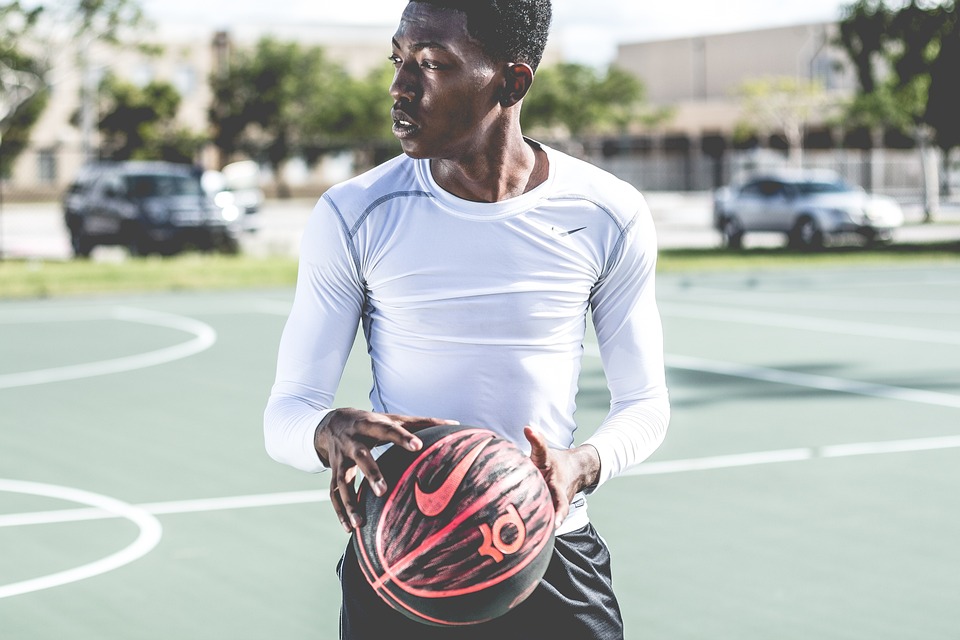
[1,193,958,261]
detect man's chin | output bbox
[397,139,430,160]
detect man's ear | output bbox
[500,62,535,108]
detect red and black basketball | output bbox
[352,424,556,627]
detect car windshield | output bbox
[794,180,854,195]
[126,174,202,198]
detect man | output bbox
[264,1,670,637]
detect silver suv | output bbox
[713,170,904,249]
[64,161,242,257]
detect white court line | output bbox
[0,479,163,600]
[0,490,328,529]
[626,435,960,476]
[5,433,960,531]
[657,287,960,315]
[0,307,217,389]
[581,345,960,410]
[660,302,960,345]
[666,353,960,409]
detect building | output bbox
[3,19,939,200]
[591,22,939,197]
[4,21,400,200]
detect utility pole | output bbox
[0,63,43,261]
[78,39,97,165]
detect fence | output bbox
[3,140,959,205]
[587,144,960,206]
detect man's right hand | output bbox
[315,408,458,533]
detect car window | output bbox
[95,174,126,198]
[757,180,786,197]
[795,181,854,195]
[126,174,203,198]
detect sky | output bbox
[139,0,853,67]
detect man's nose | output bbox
[389,61,419,103]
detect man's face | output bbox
[389,2,502,160]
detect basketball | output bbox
[352,424,556,626]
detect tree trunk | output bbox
[917,126,939,223]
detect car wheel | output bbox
[70,230,94,258]
[218,236,240,255]
[790,216,823,250]
[721,216,744,249]
[862,228,892,247]
[123,224,153,257]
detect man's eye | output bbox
[421,60,440,70]
[388,54,402,65]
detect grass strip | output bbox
[0,241,957,299]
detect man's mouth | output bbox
[392,108,420,138]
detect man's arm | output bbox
[524,196,670,528]
[263,197,456,532]
[582,197,671,488]
[263,197,366,472]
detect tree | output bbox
[837,0,960,219]
[93,73,203,163]
[522,63,667,138]
[210,37,374,196]
[735,76,837,168]
[924,4,960,160]
[0,2,48,177]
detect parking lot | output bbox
[2,192,959,261]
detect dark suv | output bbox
[64,161,242,257]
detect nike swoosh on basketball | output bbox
[414,437,492,517]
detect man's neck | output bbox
[430,134,548,203]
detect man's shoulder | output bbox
[546,147,647,226]
[322,154,422,215]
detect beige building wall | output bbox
[10,19,566,195]
[616,22,857,136]
[11,19,853,195]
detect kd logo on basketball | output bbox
[414,437,491,517]
[478,504,526,563]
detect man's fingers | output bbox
[349,417,424,453]
[350,446,388,497]
[320,409,461,531]
[553,500,569,528]
[383,414,460,449]
[523,426,568,529]
[524,426,548,467]
[329,479,351,533]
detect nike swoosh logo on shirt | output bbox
[414,437,492,517]
[559,226,586,237]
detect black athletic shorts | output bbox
[336,523,624,639]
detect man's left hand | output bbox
[524,426,600,529]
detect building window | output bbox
[173,65,197,96]
[38,148,58,184]
[131,63,154,87]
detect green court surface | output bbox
[2,264,959,639]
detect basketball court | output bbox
[1,262,958,639]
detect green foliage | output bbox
[0,2,48,174]
[209,37,395,178]
[837,0,960,151]
[737,76,835,131]
[924,4,960,151]
[2,0,149,170]
[67,0,144,44]
[522,63,665,137]
[87,73,203,163]
[0,2,43,59]
[0,83,48,177]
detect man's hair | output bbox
[410,0,552,71]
